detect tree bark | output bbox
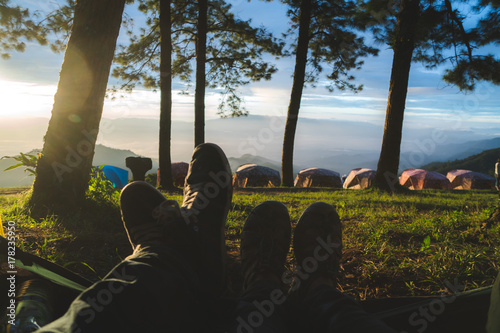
[30,0,125,212]
[194,0,208,147]
[158,0,175,190]
[374,0,420,192]
[281,0,312,187]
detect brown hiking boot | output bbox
[181,143,233,294]
[120,181,182,255]
[240,201,291,291]
[292,202,342,297]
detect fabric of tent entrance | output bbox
[343,168,376,190]
[446,169,495,190]
[400,168,452,190]
[101,165,129,189]
[294,168,342,188]
[232,164,280,187]
[157,162,189,187]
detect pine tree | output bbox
[281,0,378,186]
[158,0,175,190]
[30,0,126,212]
[112,0,284,150]
[0,0,75,59]
[364,0,500,191]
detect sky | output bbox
[0,0,499,161]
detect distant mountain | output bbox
[2,114,500,187]
[228,154,281,173]
[428,137,500,163]
[3,116,498,174]
[0,145,157,187]
[228,154,307,175]
[306,151,380,176]
[92,144,159,175]
[399,137,500,168]
[0,150,40,187]
[422,147,500,176]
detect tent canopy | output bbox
[101,165,129,189]
[446,169,495,190]
[171,162,189,187]
[157,162,189,187]
[294,168,342,188]
[343,168,376,190]
[232,164,280,187]
[400,168,452,190]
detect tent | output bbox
[101,165,129,189]
[294,168,342,188]
[232,164,280,188]
[400,168,452,190]
[171,162,189,187]
[446,169,495,190]
[156,162,189,187]
[343,168,376,190]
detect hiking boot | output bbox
[240,201,291,291]
[181,143,233,294]
[292,202,342,297]
[120,181,182,254]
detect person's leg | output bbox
[37,182,205,333]
[228,201,291,333]
[290,202,396,333]
[38,143,233,333]
[487,271,500,333]
[181,143,233,296]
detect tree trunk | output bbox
[281,0,312,187]
[374,0,420,192]
[30,0,125,212]
[194,0,208,147]
[158,0,175,190]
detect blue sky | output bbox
[1,0,499,159]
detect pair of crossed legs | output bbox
[37,143,395,333]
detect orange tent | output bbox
[232,164,280,188]
[446,169,495,190]
[400,169,452,190]
[294,168,342,188]
[343,168,376,189]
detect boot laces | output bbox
[131,200,182,246]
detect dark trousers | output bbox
[37,246,395,333]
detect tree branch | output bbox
[444,0,473,62]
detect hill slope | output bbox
[0,145,156,187]
[422,147,500,176]
[228,154,305,175]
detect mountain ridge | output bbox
[422,147,500,176]
[1,134,500,187]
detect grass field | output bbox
[1,186,499,300]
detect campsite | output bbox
[1,0,499,332]
[1,184,499,331]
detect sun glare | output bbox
[0,80,55,117]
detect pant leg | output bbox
[487,271,500,333]
[293,285,397,333]
[227,280,287,333]
[36,246,207,333]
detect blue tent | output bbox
[101,165,129,189]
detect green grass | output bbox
[1,187,499,300]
